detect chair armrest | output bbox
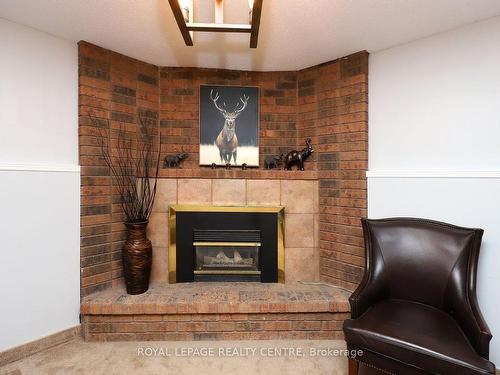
[450,291,492,358]
[350,219,387,318]
[349,274,385,318]
[471,293,494,358]
[445,229,492,359]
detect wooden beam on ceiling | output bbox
[168,0,262,47]
[250,0,263,48]
[168,0,193,46]
[186,23,251,33]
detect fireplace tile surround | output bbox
[148,178,319,284]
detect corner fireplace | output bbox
[169,206,284,283]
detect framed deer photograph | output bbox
[199,85,259,167]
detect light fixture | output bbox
[168,0,263,48]
[247,0,254,23]
[179,0,190,23]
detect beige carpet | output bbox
[0,339,357,375]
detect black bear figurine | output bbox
[283,138,313,171]
[163,152,188,168]
[264,153,284,169]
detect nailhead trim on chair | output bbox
[353,358,397,375]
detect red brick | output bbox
[79,42,368,297]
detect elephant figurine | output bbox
[284,139,313,171]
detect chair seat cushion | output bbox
[343,299,495,374]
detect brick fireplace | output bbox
[78,40,368,341]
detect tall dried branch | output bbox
[90,114,160,223]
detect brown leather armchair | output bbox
[343,218,495,375]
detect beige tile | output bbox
[152,179,177,212]
[313,180,319,213]
[212,179,246,206]
[177,179,212,205]
[285,247,317,282]
[314,214,320,248]
[151,246,168,283]
[246,179,281,206]
[281,180,315,213]
[285,213,314,248]
[147,212,168,247]
[313,247,320,281]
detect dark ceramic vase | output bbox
[122,221,152,295]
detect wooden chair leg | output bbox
[348,357,359,375]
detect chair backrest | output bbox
[362,218,483,310]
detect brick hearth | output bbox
[81,282,350,341]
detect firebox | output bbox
[168,206,284,283]
[193,230,261,281]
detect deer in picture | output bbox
[210,89,249,164]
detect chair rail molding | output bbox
[366,170,500,179]
[0,163,80,173]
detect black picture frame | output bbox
[199,84,259,166]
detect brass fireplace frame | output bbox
[168,205,285,283]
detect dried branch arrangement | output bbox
[90,115,160,223]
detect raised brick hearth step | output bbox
[81,282,351,342]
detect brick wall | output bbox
[79,41,159,296]
[83,312,347,341]
[79,41,368,297]
[297,53,369,290]
[159,68,298,169]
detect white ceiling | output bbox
[1,0,500,71]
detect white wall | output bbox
[0,18,78,166]
[0,18,79,351]
[368,16,500,366]
[369,16,500,171]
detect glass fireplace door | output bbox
[194,242,261,278]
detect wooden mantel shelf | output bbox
[158,168,318,180]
